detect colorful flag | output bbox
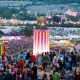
[0,45,5,56]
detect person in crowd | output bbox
[37,67,44,80]
[31,62,37,80]
[17,52,25,60]
[0,68,5,80]
[75,66,80,80]
[5,69,15,80]
[30,53,36,63]
[49,51,54,62]
[43,74,48,80]
[26,52,30,61]
[37,54,43,66]
[52,66,60,80]
[22,65,31,80]
[57,58,64,71]
[18,57,25,69]
[64,57,70,70]
[52,53,59,67]
[42,52,50,71]
[64,67,75,80]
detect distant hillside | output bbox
[33,0,80,4]
[0,0,80,4]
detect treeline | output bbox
[0,7,37,20]
[0,0,80,4]
[37,0,80,4]
[0,7,19,19]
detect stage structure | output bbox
[33,16,49,55]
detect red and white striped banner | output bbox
[33,29,49,55]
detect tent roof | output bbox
[0,29,12,34]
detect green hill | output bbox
[0,0,79,4]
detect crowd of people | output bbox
[0,37,80,80]
[4,36,33,55]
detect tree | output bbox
[0,7,19,19]
[66,15,80,22]
[20,25,33,37]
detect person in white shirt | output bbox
[37,67,44,80]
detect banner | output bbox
[0,45,5,56]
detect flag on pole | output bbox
[0,45,5,56]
